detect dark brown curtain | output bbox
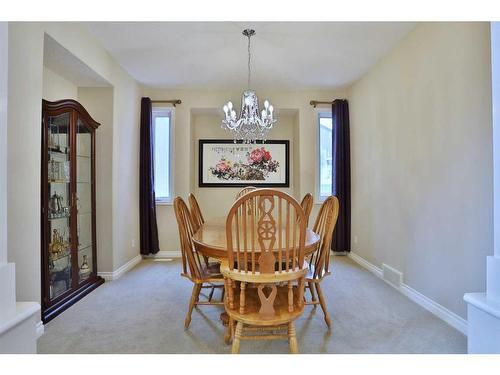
[331,99,351,252]
[139,97,160,255]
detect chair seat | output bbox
[225,284,304,326]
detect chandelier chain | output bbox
[247,33,251,89]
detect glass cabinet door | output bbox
[46,112,72,300]
[76,118,94,283]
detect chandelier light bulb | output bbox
[223,105,228,114]
[227,101,233,110]
[261,109,266,118]
[269,105,274,114]
[264,100,269,109]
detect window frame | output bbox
[152,106,174,205]
[316,109,333,202]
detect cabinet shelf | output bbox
[48,147,67,153]
[48,213,71,221]
[49,250,71,262]
[78,244,92,252]
[42,99,104,324]
[49,150,69,157]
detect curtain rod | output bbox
[151,99,182,107]
[309,99,346,108]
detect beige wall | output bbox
[42,66,78,101]
[141,88,346,252]
[7,22,45,305]
[7,23,140,310]
[348,22,493,318]
[0,23,7,264]
[111,78,140,268]
[77,87,114,273]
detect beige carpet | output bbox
[38,255,466,354]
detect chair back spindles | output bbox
[235,186,258,217]
[226,190,306,275]
[309,196,339,278]
[235,186,257,200]
[188,193,204,232]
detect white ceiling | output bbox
[85,22,416,90]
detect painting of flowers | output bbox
[199,140,289,187]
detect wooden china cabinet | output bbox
[41,99,104,323]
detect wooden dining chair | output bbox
[221,189,308,354]
[305,195,339,328]
[188,193,204,232]
[174,197,224,330]
[300,193,313,227]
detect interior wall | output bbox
[42,66,78,101]
[7,22,140,311]
[7,22,45,305]
[77,87,114,273]
[111,78,140,268]
[141,88,346,252]
[348,22,493,319]
[0,22,7,264]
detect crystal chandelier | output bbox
[222,29,276,143]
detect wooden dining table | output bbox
[192,217,321,260]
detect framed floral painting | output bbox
[198,140,289,187]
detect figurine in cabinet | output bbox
[49,192,62,217]
[49,159,61,181]
[79,255,91,279]
[49,229,69,257]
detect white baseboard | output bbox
[400,282,468,335]
[348,251,383,277]
[35,321,44,338]
[98,254,142,281]
[347,251,468,335]
[143,250,182,259]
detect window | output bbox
[153,107,173,203]
[318,112,333,201]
